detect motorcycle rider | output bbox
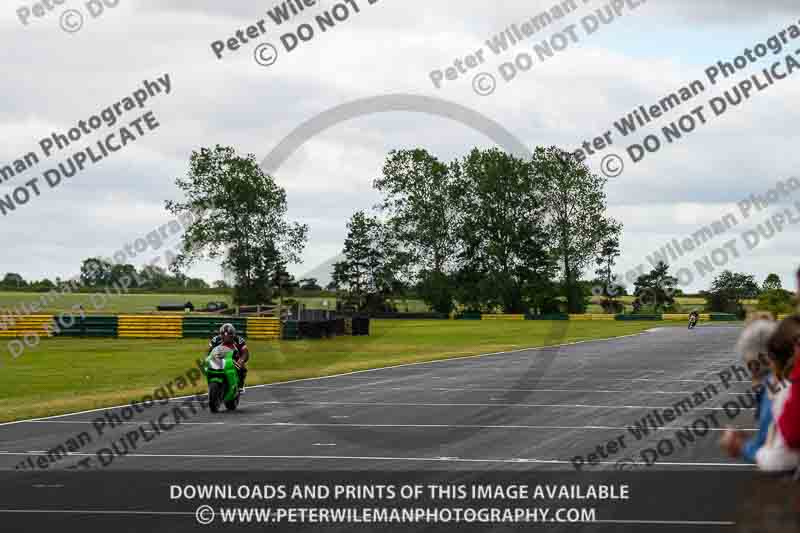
[688,310,700,327]
[208,323,249,394]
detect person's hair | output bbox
[746,311,775,324]
[737,318,778,377]
[767,315,800,378]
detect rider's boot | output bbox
[238,367,247,394]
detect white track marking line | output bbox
[429,387,748,396]
[247,400,754,411]
[0,509,193,516]
[0,451,754,467]
[0,331,652,427]
[8,421,758,431]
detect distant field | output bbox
[0,290,760,316]
[0,292,233,314]
[0,291,431,315]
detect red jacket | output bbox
[777,364,800,448]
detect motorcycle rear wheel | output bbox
[225,394,240,411]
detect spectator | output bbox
[796,266,800,312]
[753,315,800,472]
[719,315,778,462]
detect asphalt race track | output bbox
[2,325,779,532]
[0,326,755,472]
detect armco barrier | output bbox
[569,314,615,321]
[117,315,183,338]
[710,313,738,321]
[183,317,247,339]
[482,314,525,321]
[246,317,281,340]
[615,314,662,321]
[526,313,569,320]
[0,315,55,337]
[663,314,711,321]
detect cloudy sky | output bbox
[1,0,799,292]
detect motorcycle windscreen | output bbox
[207,345,231,370]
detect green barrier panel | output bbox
[615,314,662,321]
[455,312,482,320]
[282,320,300,340]
[183,317,247,338]
[526,314,569,320]
[54,315,119,337]
[710,313,738,321]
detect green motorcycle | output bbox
[202,345,241,413]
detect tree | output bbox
[763,273,782,291]
[299,278,322,291]
[453,148,555,313]
[1,273,26,289]
[594,234,624,313]
[138,265,171,289]
[375,149,461,313]
[184,278,210,290]
[595,235,621,296]
[537,146,621,313]
[165,145,308,305]
[80,258,113,288]
[707,271,760,316]
[634,261,678,312]
[758,288,794,316]
[110,264,137,287]
[213,280,230,289]
[332,211,408,312]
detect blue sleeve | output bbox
[742,391,773,463]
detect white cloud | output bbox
[1,0,799,292]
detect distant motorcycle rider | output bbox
[208,323,249,394]
[688,310,699,328]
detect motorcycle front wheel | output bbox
[209,381,224,413]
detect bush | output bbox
[600,299,623,314]
[757,289,795,316]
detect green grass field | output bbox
[6,290,757,316]
[0,319,662,423]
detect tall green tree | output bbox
[332,211,408,312]
[1,273,26,289]
[374,149,461,314]
[707,270,760,316]
[536,146,621,313]
[595,234,622,297]
[454,148,555,313]
[634,261,677,312]
[165,145,308,304]
[79,258,114,288]
[763,273,782,291]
